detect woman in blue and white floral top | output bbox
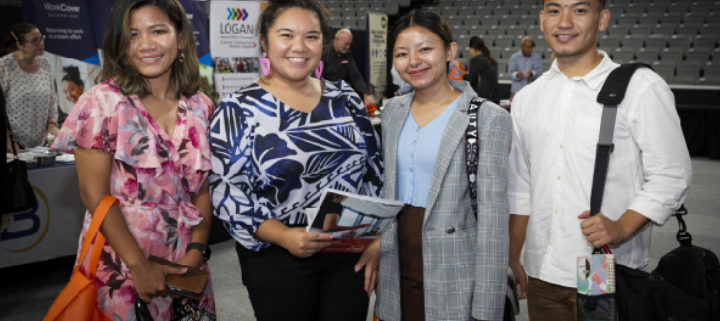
[207,0,383,320]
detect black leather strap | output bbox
[590,63,653,254]
[187,242,211,261]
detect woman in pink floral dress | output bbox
[51,0,215,320]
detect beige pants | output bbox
[527,277,577,321]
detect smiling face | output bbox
[62,80,83,103]
[261,7,323,82]
[393,26,457,92]
[540,0,609,60]
[126,5,183,84]
[17,28,45,57]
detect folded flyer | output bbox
[306,189,404,253]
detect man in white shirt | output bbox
[507,1,692,320]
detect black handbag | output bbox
[3,118,38,214]
[135,294,216,321]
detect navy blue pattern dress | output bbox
[208,80,383,251]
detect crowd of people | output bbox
[1,0,693,320]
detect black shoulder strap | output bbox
[590,63,652,254]
[466,97,485,218]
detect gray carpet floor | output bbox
[1,158,718,321]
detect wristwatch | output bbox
[186,242,212,261]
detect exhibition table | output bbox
[0,163,86,268]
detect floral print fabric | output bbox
[52,79,215,321]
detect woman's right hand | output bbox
[129,259,187,303]
[279,227,333,258]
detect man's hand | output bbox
[515,71,524,79]
[578,210,648,248]
[364,94,377,107]
[525,70,533,79]
[509,261,528,299]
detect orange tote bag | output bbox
[43,195,118,321]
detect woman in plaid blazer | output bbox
[373,10,513,321]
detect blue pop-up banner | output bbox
[22,0,100,64]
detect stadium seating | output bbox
[316,0,720,86]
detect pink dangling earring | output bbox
[260,52,271,76]
[315,61,324,79]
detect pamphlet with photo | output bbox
[306,189,404,253]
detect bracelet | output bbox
[48,122,58,127]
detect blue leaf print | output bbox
[257,159,304,206]
[254,133,297,163]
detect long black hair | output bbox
[390,10,454,51]
[468,36,496,64]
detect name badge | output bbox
[341,59,349,63]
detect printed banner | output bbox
[180,0,212,66]
[210,1,264,97]
[22,0,99,64]
[210,0,261,57]
[366,12,388,97]
[47,53,99,117]
[89,0,115,46]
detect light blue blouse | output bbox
[397,96,461,207]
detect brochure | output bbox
[306,189,404,253]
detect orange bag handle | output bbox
[75,196,117,279]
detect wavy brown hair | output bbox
[96,0,199,98]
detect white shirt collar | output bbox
[548,50,617,91]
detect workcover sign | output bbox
[23,0,99,64]
[210,1,261,58]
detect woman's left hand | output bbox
[355,236,381,296]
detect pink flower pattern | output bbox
[53,79,215,321]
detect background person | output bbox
[375,10,512,321]
[1,23,59,150]
[461,36,499,103]
[508,1,692,320]
[208,1,383,320]
[51,0,216,319]
[507,37,543,98]
[321,28,377,106]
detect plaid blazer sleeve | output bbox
[472,104,513,320]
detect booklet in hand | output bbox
[306,189,404,253]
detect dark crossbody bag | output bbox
[465,98,520,320]
[2,108,38,215]
[581,63,717,321]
